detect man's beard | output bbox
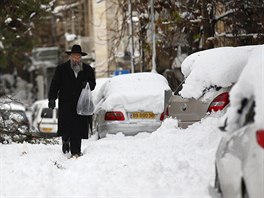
[71,60,82,73]
[71,60,81,67]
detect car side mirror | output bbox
[219,117,228,132]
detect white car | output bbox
[31,99,58,137]
[215,45,264,198]
[93,72,171,138]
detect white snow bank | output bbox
[180,45,259,99]
[1,113,224,197]
[97,72,171,113]
[224,45,264,130]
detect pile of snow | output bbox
[180,45,260,99]
[1,113,224,197]
[96,73,171,113]
[224,45,264,130]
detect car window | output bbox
[0,110,9,120]
[244,101,255,125]
[41,108,53,118]
[0,110,28,123]
[13,111,28,121]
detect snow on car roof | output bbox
[30,99,58,110]
[97,72,171,113]
[225,45,264,129]
[92,78,111,105]
[180,45,260,99]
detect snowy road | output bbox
[1,114,224,198]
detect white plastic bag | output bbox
[76,83,94,115]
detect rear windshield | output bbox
[40,108,58,118]
[41,108,53,118]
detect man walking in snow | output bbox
[48,44,96,157]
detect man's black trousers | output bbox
[62,136,81,155]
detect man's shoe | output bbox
[62,141,70,154]
[71,152,83,158]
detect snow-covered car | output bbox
[0,101,30,133]
[165,45,258,128]
[93,72,171,138]
[31,99,58,137]
[215,45,264,198]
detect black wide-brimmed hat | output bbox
[65,44,87,56]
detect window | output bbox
[41,108,53,118]
[0,110,28,124]
[244,101,255,125]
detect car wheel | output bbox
[214,166,222,193]
[242,181,249,198]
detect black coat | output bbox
[48,60,96,139]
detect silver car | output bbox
[93,72,171,139]
[215,98,264,198]
[165,86,231,128]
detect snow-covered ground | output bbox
[2,44,262,197]
[1,113,224,198]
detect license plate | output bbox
[131,112,156,119]
[40,127,53,133]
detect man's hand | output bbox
[82,81,88,89]
[48,100,55,109]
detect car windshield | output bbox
[174,79,185,95]
[174,79,223,97]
